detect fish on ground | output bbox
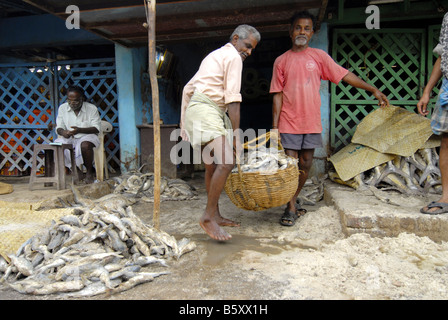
[0,183,196,297]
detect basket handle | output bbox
[242,130,283,151]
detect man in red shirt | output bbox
[270,11,389,226]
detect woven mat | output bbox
[352,105,435,156]
[329,143,395,182]
[0,202,75,261]
[0,182,13,195]
[329,106,441,181]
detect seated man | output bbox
[54,85,101,184]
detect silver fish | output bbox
[31,253,45,268]
[15,238,33,257]
[400,157,423,194]
[177,238,197,258]
[109,265,141,280]
[106,229,127,252]
[34,258,67,275]
[91,210,131,237]
[109,272,170,294]
[47,231,65,251]
[417,148,441,186]
[131,234,152,257]
[0,256,9,273]
[127,255,168,268]
[104,262,125,273]
[35,245,53,261]
[61,229,88,248]
[28,280,84,295]
[7,280,44,294]
[8,255,34,277]
[64,279,122,298]
[60,215,82,227]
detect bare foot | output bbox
[215,209,240,227]
[199,218,232,241]
[216,215,240,227]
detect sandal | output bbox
[291,203,308,217]
[280,210,297,226]
[420,201,448,215]
[296,203,307,217]
[280,203,308,226]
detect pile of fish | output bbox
[330,147,442,196]
[233,147,297,174]
[0,185,196,297]
[112,171,198,202]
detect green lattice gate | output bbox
[330,28,439,151]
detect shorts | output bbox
[280,133,323,151]
[431,77,448,135]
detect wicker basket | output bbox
[224,132,299,211]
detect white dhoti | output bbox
[184,91,233,149]
[54,134,100,169]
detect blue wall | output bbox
[0,14,106,52]
[115,45,147,172]
[310,22,330,176]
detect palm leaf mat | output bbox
[0,200,75,262]
[0,182,13,195]
[329,106,441,181]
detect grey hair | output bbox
[230,24,261,43]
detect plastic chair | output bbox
[94,120,113,182]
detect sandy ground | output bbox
[1,173,448,302]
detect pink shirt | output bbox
[270,47,348,134]
[182,43,243,110]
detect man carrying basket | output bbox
[270,11,389,226]
[180,25,261,241]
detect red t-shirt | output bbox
[270,47,348,134]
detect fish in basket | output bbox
[224,133,299,211]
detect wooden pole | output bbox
[144,0,161,229]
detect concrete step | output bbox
[324,181,448,243]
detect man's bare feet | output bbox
[216,215,240,227]
[200,218,232,241]
[214,209,240,227]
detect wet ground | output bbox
[1,173,448,304]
